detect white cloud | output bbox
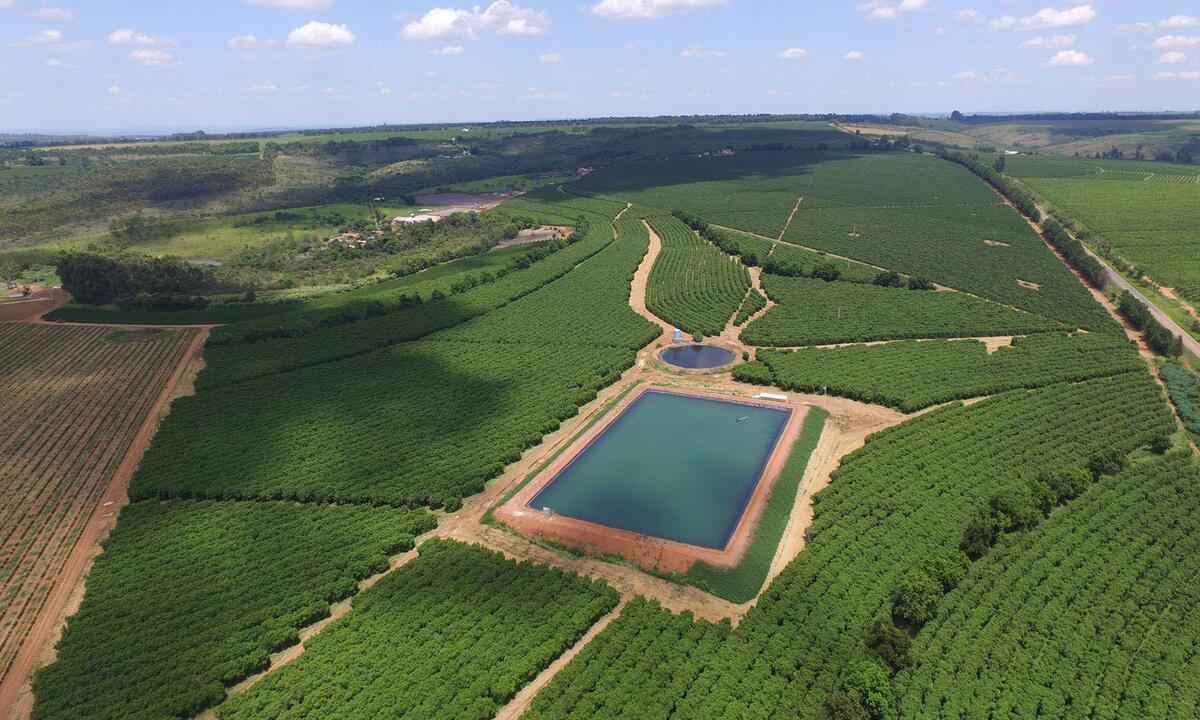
[1156,70,1200,80]
[228,34,273,49]
[108,29,156,45]
[1159,51,1187,64]
[1021,34,1075,49]
[13,28,63,46]
[131,48,173,65]
[1153,35,1200,49]
[858,0,927,20]
[0,1,14,8]
[591,0,724,20]
[1118,21,1154,33]
[402,2,548,39]
[108,85,121,96]
[247,0,332,8]
[958,8,982,23]
[45,57,71,68]
[1047,49,1094,66]
[680,47,725,59]
[1160,16,1200,28]
[992,5,1096,31]
[247,80,279,93]
[844,50,865,60]
[287,21,354,48]
[539,51,561,64]
[952,70,979,80]
[777,47,808,60]
[33,7,72,20]
[430,44,465,55]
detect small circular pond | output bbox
[659,344,738,370]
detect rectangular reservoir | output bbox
[529,390,791,549]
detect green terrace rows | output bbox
[740,275,1065,347]
[31,501,435,720]
[133,340,637,508]
[900,453,1200,719]
[567,150,1111,331]
[198,197,635,388]
[523,598,732,720]
[218,540,619,720]
[781,196,1112,331]
[739,333,1145,412]
[732,287,767,327]
[645,215,749,337]
[515,373,1177,717]
[429,216,657,349]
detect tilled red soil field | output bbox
[0,323,199,685]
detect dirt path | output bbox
[493,598,629,720]
[630,220,675,345]
[1,328,209,720]
[778,196,804,242]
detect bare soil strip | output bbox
[1,327,208,720]
[631,220,676,343]
[492,598,629,720]
[778,195,804,242]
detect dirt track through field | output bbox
[493,598,629,720]
[778,195,804,242]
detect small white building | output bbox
[391,214,441,226]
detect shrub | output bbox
[960,510,999,560]
[873,271,903,288]
[891,567,942,627]
[866,620,912,672]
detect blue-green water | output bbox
[661,345,736,369]
[531,391,790,549]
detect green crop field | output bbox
[19,115,1199,720]
[31,501,435,720]
[645,215,749,336]
[1009,155,1200,303]
[515,373,1177,718]
[742,274,1065,347]
[900,454,1200,719]
[742,333,1145,411]
[217,540,618,720]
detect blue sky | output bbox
[2,1,1199,132]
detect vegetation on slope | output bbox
[133,340,637,508]
[644,215,750,337]
[32,501,435,720]
[218,540,618,720]
[517,373,1177,717]
[900,453,1200,719]
[739,333,1145,412]
[741,275,1064,347]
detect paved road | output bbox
[1080,241,1200,358]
